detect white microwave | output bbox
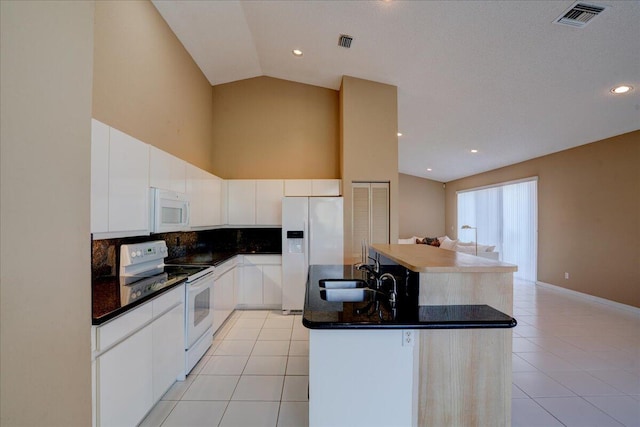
[150,188,190,233]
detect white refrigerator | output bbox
[282,197,344,312]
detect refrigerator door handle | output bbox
[304,219,309,268]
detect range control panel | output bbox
[120,240,168,267]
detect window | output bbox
[457,178,537,281]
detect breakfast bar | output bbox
[304,244,517,427]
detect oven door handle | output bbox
[188,272,214,290]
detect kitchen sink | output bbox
[320,288,375,302]
[319,279,368,289]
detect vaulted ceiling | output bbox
[153,0,640,182]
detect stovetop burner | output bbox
[163,264,209,278]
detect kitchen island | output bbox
[303,245,517,427]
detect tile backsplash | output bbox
[92,228,281,279]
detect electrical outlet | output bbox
[565,272,569,280]
[402,330,414,347]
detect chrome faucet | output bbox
[379,273,398,309]
[356,256,379,274]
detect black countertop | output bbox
[165,250,281,267]
[92,274,187,325]
[92,250,281,325]
[302,265,517,330]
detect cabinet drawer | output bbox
[243,255,282,265]
[152,284,185,317]
[97,302,153,351]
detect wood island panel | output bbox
[370,244,515,426]
[418,329,512,426]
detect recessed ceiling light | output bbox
[470,149,478,153]
[427,168,432,172]
[611,85,633,94]
[292,49,303,57]
[397,132,402,137]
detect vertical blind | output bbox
[457,178,538,281]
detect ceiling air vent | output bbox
[554,2,607,28]
[338,34,353,48]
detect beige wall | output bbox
[93,0,214,172]
[211,76,340,179]
[399,174,445,239]
[445,131,640,308]
[1,1,94,425]
[341,76,399,261]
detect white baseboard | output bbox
[535,281,640,316]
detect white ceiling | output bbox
[152,0,640,182]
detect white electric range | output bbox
[120,240,215,375]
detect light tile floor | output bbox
[140,310,309,427]
[141,280,640,427]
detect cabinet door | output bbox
[152,303,184,401]
[284,179,312,196]
[203,174,222,226]
[262,265,282,306]
[220,180,229,225]
[91,119,110,233]
[256,180,284,225]
[187,166,222,228]
[227,180,256,225]
[186,164,202,226]
[97,325,153,427]
[108,128,149,233]
[212,271,224,334]
[149,145,186,193]
[224,268,236,318]
[214,268,235,332]
[312,179,341,196]
[238,264,263,306]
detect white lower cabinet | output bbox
[239,262,264,306]
[213,259,237,334]
[97,325,153,427]
[262,264,283,306]
[309,329,417,427]
[237,255,282,309]
[152,303,184,401]
[93,285,185,427]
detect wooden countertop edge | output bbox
[371,244,518,273]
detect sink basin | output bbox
[319,279,368,289]
[320,288,374,302]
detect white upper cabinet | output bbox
[149,146,186,193]
[91,119,110,233]
[109,128,150,234]
[227,180,284,226]
[312,179,341,196]
[227,180,256,225]
[187,163,223,228]
[204,174,223,226]
[220,180,228,226]
[91,119,150,238]
[284,179,341,196]
[284,180,312,196]
[256,180,284,225]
